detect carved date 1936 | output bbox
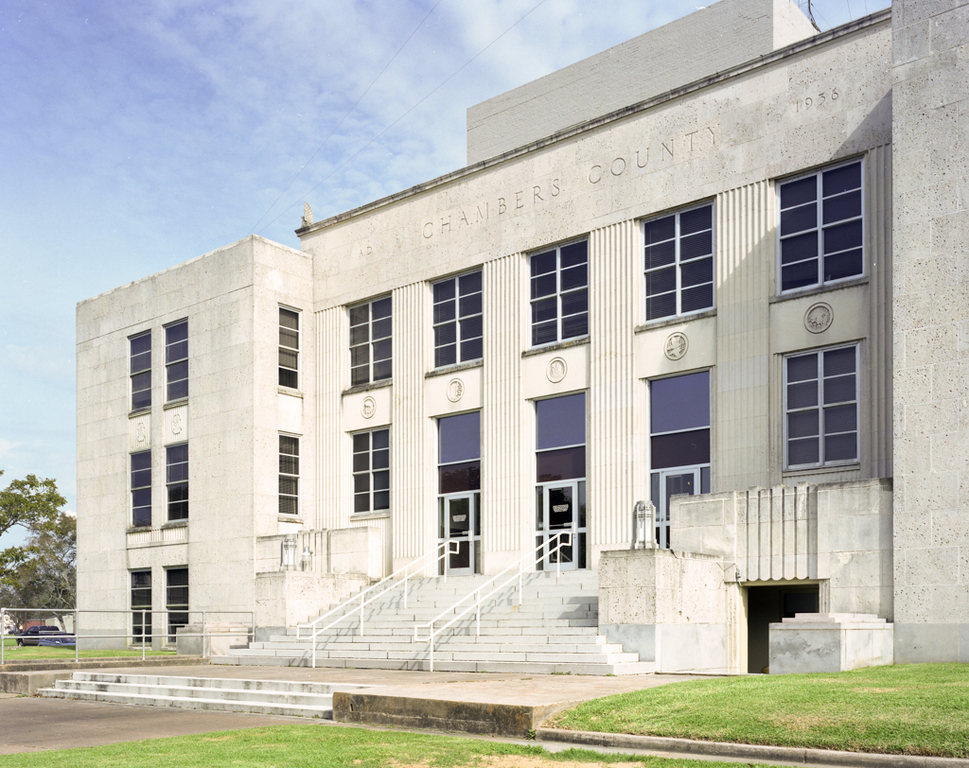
[794,88,840,113]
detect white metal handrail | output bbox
[414,531,573,672]
[299,540,459,668]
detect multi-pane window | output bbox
[779,160,863,292]
[785,346,859,468]
[131,570,151,644]
[279,308,299,389]
[131,450,151,528]
[349,297,392,386]
[130,331,151,411]
[530,240,588,346]
[438,412,482,574]
[644,203,714,321]
[649,371,711,548]
[165,568,188,643]
[433,272,483,367]
[535,392,587,570]
[352,428,390,513]
[165,320,188,401]
[166,444,189,521]
[279,435,299,515]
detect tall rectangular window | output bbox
[131,450,152,527]
[785,345,858,468]
[130,331,151,411]
[779,160,863,292]
[433,271,483,367]
[349,296,392,386]
[165,320,188,401]
[352,428,390,513]
[644,203,714,321]
[535,392,587,570]
[279,308,299,389]
[438,412,481,575]
[530,240,588,347]
[166,443,189,521]
[131,570,151,644]
[650,371,711,549]
[165,567,188,643]
[279,435,299,515]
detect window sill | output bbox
[634,308,716,334]
[278,515,302,523]
[771,276,868,304]
[278,387,303,398]
[782,463,861,477]
[162,520,188,528]
[129,408,151,419]
[343,379,392,396]
[425,360,483,379]
[352,509,391,521]
[164,398,188,409]
[127,525,153,534]
[522,336,590,358]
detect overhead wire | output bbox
[248,0,446,235]
[255,0,551,236]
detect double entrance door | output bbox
[651,466,709,549]
[438,492,480,575]
[535,480,586,571]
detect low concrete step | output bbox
[38,672,370,719]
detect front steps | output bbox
[214,570,653,675]
[39,672,368,718]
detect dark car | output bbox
[16,626,74,646]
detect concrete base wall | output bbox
[769,614,894,674]
[893,624,969,664]
[254,570,369,628]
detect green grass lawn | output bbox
[0,726,773,768]
[1,636,174,660]
[547,663,969,757]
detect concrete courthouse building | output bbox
[77,0,969,673]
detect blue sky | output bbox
[0,0,889,543]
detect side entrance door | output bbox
[536,481,586,570]
[439,493,479,575]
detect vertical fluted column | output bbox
[316,306,346,531]
[588,220,639,551]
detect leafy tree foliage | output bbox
[0,472,74,621]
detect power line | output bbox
[248,0,446,235]
[256,0,551,236]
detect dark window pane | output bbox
[460,315,482,340]
[780,203,817,236]
[824,403,857,433]
[646,293,677,320]
[787,381,818,409]
[788,410,819,439]
[349,304,369,326]
[781,260,819,292]
[279,369,298,388]
[531,273,557,300]
[787,354,818,382]
[532,321,558,346]
[459,292,482,316]
[433,279,455,303]
[651,372,710,433]
[824,347,856,376]
[788,437,820,466]
[650,429,711,469]
[435,323,457,347]
[824,249,864,281]
[681,284,713,313]
[439,412,481,463]
[536,446,586,481]
[536,393,585,450]
[825,433,858,462]
[373,359,392,381]
[644,215,675,244]
[645,266,676,295]
[560,241,587,268]
[645,241,675,270]
[350,324,370,345]
[530,250,556,276]
[460,337,483,361]
[560,263,587,291]
[780,231,818,265]
[680,230,712,260]
[561,289,588,317]
[561,313,588,339]
[435,345,456,367]
[824,375,856,404]
[459,271,482,295]
[531,296,557,324]
[823,189,861,224]
[681,258,713,288]
[680,205,712,234]
[372,297,392,320]
[823,220,863,255]
[372,429,389,450]
[439,462,481,493]
[781,176,817,209]
[822,162,861,197]
[373,490,390,510]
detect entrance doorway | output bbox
[651,467,709,549]
[536,481,586,570]
[439,493,480,575]
[746,584,819,673]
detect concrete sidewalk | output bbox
[1,664,967,768]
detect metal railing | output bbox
[414,531,573,672]
[298,540,459,668]
[0,607,254,665]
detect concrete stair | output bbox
[213,570,653,675]
[38,672,369,718]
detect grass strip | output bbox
[2,637,174,659]
[547,663,969,757]
[0,726,778,768]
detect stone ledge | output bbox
[0,656,209,695]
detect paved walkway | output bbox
[1,664,967,767]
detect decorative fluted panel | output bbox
[390,282,427,561]
[867,144,892,479]
[589,221,639,548]
[715,180,771,491]
[482,254,524,554]
[742,484,817,582]
[317,306,346,531]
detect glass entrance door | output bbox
[536,481,586,570]
[439,493,479,575]
[651,467,708,549]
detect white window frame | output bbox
[783,344,860,469]
[777,158,865,294]
[529,240,589,348]
[130,331,151,411]
[278,307,300,389]
[349,296,392,386]
[279,434,299,516]
[165,442,189,521]
[432,271,483,368]
[352,428,390,513]
[643,202,715,322]
[164,319,188,402]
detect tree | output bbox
[0,472,72,623]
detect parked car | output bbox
[15,626,74,646]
